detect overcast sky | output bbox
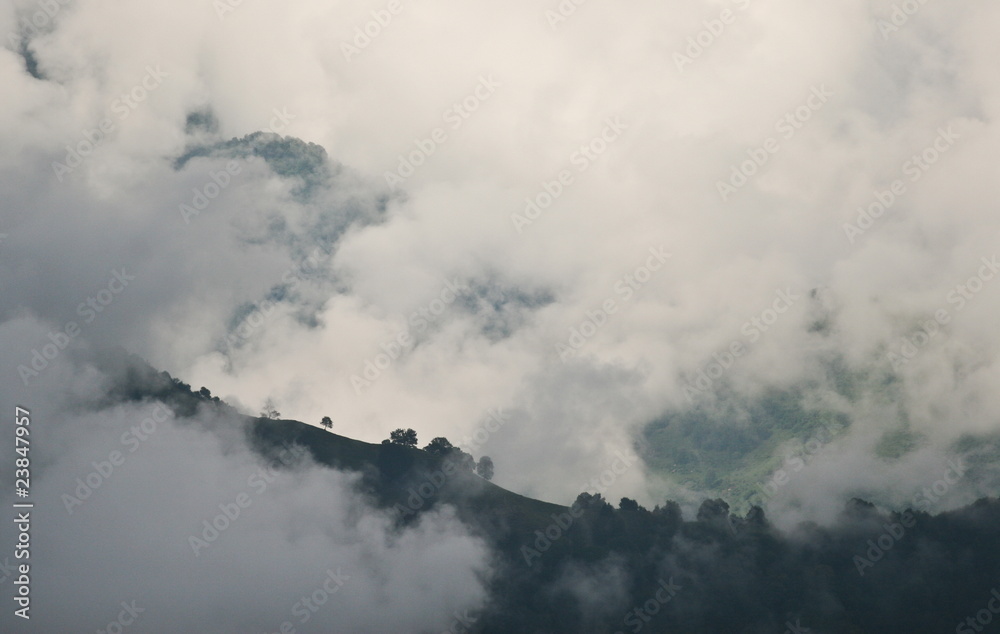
[2,0,999,592]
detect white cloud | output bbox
[2,0,999,517]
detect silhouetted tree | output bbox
[619,497,639,512]
[476,456,494,481]
[424,437,454,455]
[320,416,333,431]
[389,428,418,447]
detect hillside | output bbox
[95,348,1000,633]
[103,346,568,539]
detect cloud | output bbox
[0,320,490,632]
[1,0,999,523]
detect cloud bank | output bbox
[2,0,998,524]
[0,321,490,632]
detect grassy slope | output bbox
[105,348,568,539]
[247,416,568,538]
[641,385,852,508]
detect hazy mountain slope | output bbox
[96,348,1000,634]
